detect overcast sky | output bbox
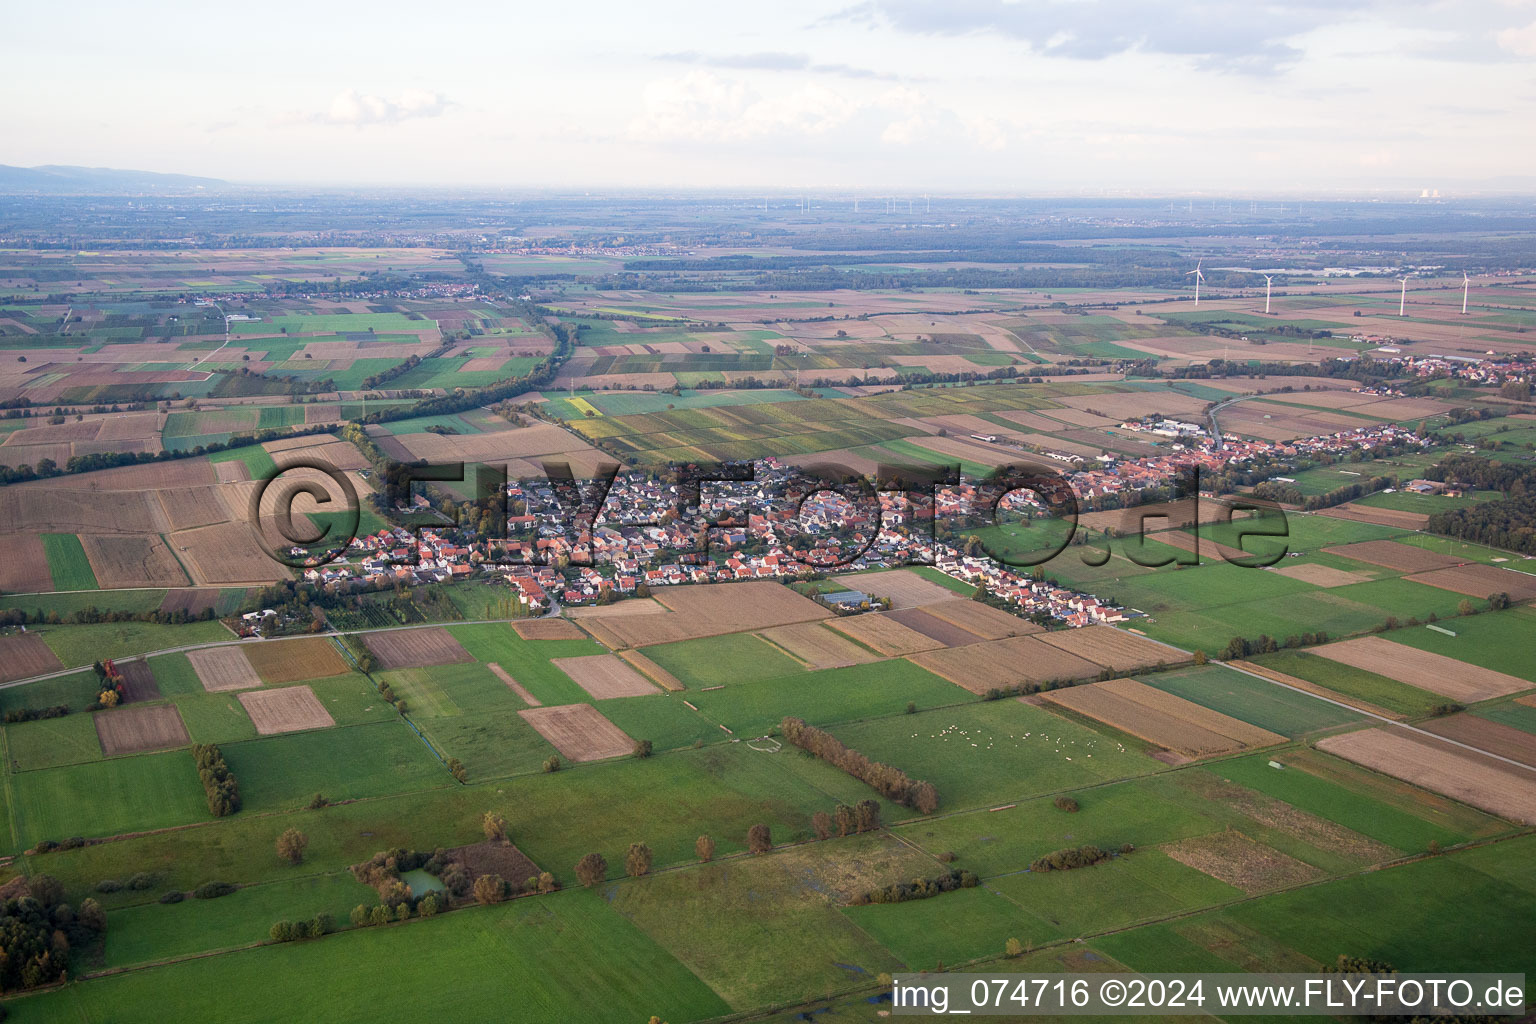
[4,0,1534,192]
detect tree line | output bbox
[193,743,241,816]
[780,716,938,813]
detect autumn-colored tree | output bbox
[747,824,771,855]
[625,842,653,878]
[1192,649,1208,665]
[275,828,309,865]
[811,811,833,840]
[473,874,508,905]
[835,803,856,837]
[482,811,508,842]
[575,852,607,887]
[1005,937,1024,958]
[695,835,716,862]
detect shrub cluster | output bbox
[193,881,238,899]
[852,869,979,906]
[780,717,938,812]
[1029,845,1114,873]
[192,744,241,816]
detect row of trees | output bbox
[780,717,939,813]
[192,744,240,816]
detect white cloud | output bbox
[1498,19,1536,56]
[627,71,863,141]
[320,89,451,127]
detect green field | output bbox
[17,888,730,1024]
[35,619,233,668]
[829,699,1156,811]
[41,533,98,590]
[1137,664,1363,736]
[5,710,104,771]
[642,632,808,688]
[218,721,448,814]
[11,747,212,844]
[685,659,969,739]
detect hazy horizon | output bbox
[5,0,1535,192]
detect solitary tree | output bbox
[632,739,653,759]
[482,811,508,842]
[575,852,607,887]
[625,842,653,878]
[276,828,309,865]
[78,897,107,933]
[747,824,772,855]
[1005,937,1024,958]
[695,835,716,863]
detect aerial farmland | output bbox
[0,188,1532,1024]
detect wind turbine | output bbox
[1462,271,1470,315]
[1398,275,1410,317]
[1186,259,1205,306]
[1262,274,1274,315]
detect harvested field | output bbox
[919,600,1040,640]
[1036,625,1187,672]
[582,582,830,648]
[362,627,474,670]
[214,460,250,484]
[1318,728,1536,823]
[552,654,660,699]
[565,599,666,618]
[1311,636,1529,703]
[1421,714,1536,768]
[488,663,542,705]
[1316,503,1429,529]
[271,438,371,472]
[512,618,585,641]
[94,704,191,756]
[615,650,686,692]
[0,488,165,535]
[159,588,225,615]
[1321,540,1458,572]
[444,840,539,888]
[0,534,50,592]
[242,636,350,684]
[885,607,987,648]
[1163,831,1323,893]
[156,486,234,531]
[519,703,634,761]
[1040,677,1284,756]
[758,622,880,669]
[79,534,188,588]
[1271,563,1374,587]
[1228,660,1405,720]
[908,635,1101,693]
[826,613,945,657]
[0,634,64,683]
[238,685,336,735]
[186,646,261,692]
[171,522,286,585]
[398,422,599,463]
[858,569,967,609]
[116,659,161,701]
[1405,564,1536,602]
[1078,497,1234,534]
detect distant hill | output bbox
[0,164,227,191]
